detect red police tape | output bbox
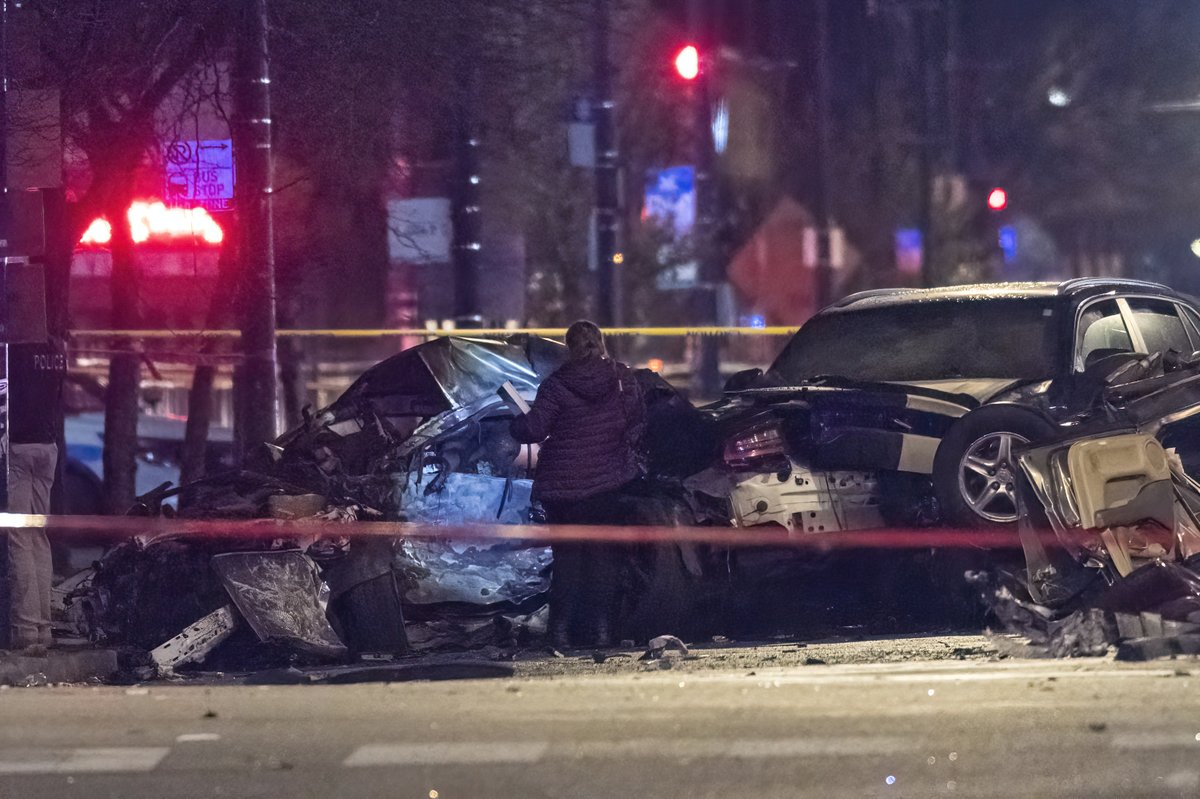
[0,513,1038,551]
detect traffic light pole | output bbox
[812,0,834,309]
[688,0,722,399]
[593,0,619,327]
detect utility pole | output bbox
[812,0,835,309]
[451,124,482,324]
[0,0,9,512]
[0,0,9,511]
[593,0,619,326]
[231,0,278,459]
[451,15,482,326]
[688,0,722,398]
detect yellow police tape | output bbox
[68,326,798,339]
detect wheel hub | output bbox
[957,431,1029,524]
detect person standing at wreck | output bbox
[511,321,644,648]
[6,335,67,654]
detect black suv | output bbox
[716,279,1200,528]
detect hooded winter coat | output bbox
[511,356,645,501]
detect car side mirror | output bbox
[1163,349,1200,373]
[724,368,763,393]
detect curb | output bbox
[0,649,119,686]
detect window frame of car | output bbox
[1073,293,1200,372]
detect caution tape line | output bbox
[0,512,1031,551]
[67,326,799,340]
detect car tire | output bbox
[932,406,1056,529]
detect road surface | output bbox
[0,648,1198,798]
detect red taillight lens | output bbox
[723,423,787,470]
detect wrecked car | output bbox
[68,335,717,667]
[706,279,1200,531]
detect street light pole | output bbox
[593,0,619,327]
[231,0,279,459]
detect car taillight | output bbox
[723,423,787,470]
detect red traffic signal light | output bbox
[674,44,700,81]
[987,187,1008,211]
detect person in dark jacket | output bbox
[511,321,644,648]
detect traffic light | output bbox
[987,187,1008,212]
[674,44,700,81]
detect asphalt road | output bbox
[1,648,1199,798]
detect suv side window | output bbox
[1179,305,1200,351]
[1126,298,1192,356]
[1077,299,1133,369]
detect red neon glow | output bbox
[675,44,700,81]
[987,187,1008,211]
[78,201,224,247]
[80,218,113,245]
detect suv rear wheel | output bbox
[933,406,1055,528]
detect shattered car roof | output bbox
[328,335,567,417]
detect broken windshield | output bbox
[769,298,1062,383]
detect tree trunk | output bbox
[178,363,215,510]
[102,198,141,514]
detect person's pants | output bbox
[8,443,57,648]
[542,487,630,647]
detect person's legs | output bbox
[28,445,56,646]
[575,489,630,648]
[544,499,586,648]
[7,444,56,650]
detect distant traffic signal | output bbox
[674,44,700,81]
[987,187,1008,211]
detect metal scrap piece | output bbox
[211,551,347,659]
[150,605,239,676]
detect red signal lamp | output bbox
[987,187,1008,211]
[79,201,224,247]
[675,44,700,81]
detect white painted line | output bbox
[570,737,910,759]
[1111,733,1200,750]
[1164,771,1200,791]
[727,737,909,758]
[344,742,549,767]
[175,733,221,743]
[346,737,911,767]
[0,747,170,775]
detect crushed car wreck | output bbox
[66,335,717,670]
[63,278,1200,669]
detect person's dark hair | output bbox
[566,320,606,360]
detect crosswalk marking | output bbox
[0,747,170,775]
[343,736,910,767]
[344,742,549,767]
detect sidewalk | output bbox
[0,647,118,686]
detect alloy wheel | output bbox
[956,431,1029,524]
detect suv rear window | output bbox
[770,298,1060,383]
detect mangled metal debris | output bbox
[978,350,1200,658]
[151,606,239,676]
